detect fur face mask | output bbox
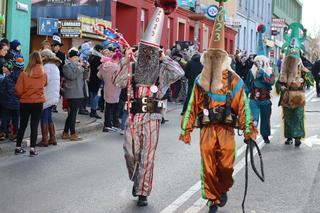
[198,49,231,92]
[251,55,273,79]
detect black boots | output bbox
[285,138,301,147]
[90,109,101,119]
[285,138,293,145]
[208,205,218,213]
[263,136,270,144]
[294,138,302,147]
[218,192,228,207]
[137,196,148,207]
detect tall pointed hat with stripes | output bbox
[135,0,177,85]
[208,0,228,49]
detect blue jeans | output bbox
[90,91,100,110]
[41,106,53,124]
[121,111,128,130]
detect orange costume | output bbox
[179,1,257,212]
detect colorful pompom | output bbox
[157,0,177,15]
[257,24,267,33]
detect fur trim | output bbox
[280,56,302,85]
[251,55,272,79]
[198,48,231,92]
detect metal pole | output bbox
[194,0,200,51]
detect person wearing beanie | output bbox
[61,48,87,141]
[179,1,258,212]
[6,39,23,61]
[51,34,66,78]
[88,44,104,119]
[113,0,184,207]
[98,49,122,132]
[15,52,47,157]
[36,49,61,147]
[0,58,23,141]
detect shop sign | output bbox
[16,2,29,12]
[60,20,81,38]
[79,15,112,40]
[37,17,59,36]
[272,18,286,28]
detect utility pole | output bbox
[188,0,206,52]
[194,0,201,51]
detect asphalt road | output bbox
[0,88,319,213]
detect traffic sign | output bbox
[37,17,59,36]
[272,30,279,36]
[206,5,219,21]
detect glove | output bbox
[179,133,191,145]
[244,124,258,143]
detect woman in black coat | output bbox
[88,44,104,118]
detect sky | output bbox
[300,0,320,36]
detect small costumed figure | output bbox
[245,24,275,144]
[276,22,314,147]
[179,0,258,212]
[113,0,184,207]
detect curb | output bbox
[0,120,104,156]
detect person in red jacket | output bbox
[15,51,48,157]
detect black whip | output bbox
[242,139,265,213]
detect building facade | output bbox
[236,0,273,54]
[30,1,112,53]
[112,0,237,53]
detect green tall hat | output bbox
[282,22,307,58]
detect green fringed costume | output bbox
[276,23,314,140]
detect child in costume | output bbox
[179,1,258,212]
[276,23,314,147]
[245,24,275,144]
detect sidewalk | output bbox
[0,102,182,156]
[0,108,104,155]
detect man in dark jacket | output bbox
[88,44,104,119]
[181,53,203,114]
[312,59,320,97]
[52,34,66,78]
[52,34,65,113]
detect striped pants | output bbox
[124,114,161,196]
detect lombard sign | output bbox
[60,20,81,38]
